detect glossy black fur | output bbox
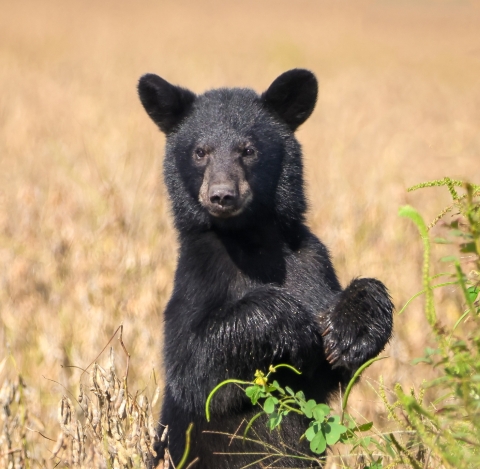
[137,69,394,468]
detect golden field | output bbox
[1,0,480,466]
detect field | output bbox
[1,0,480,467]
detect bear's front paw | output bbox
[320,278,393,371]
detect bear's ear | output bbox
[261,69,318,131]
[138,74,196,134]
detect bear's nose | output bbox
[209,185,237,208]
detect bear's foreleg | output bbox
[319,278,393,372]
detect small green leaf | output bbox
[301,399,317,418]
[434,237,451,244]
[356,422,374,432]
[312,405,327,422]
[245,385,263,405]
[305,422,320,441]
[412,356,433,365]
[467,285,479,303]
[324,422,348,445]
[267,412,283,430]
[385,442,396,457]
[305,425,316,442]
[360,436,372,448]
[461,242,477,253]
[449,229,466,238]
[270,380,285,394]
[285,386,294,396]
[309,429,327,454]
[316,404,330,415]
[441,256,458,263]
[263,396,277,414]
[295,391,306,401]
[339,429,355,442]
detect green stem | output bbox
[399,205,435,325]
[452,309,471,333]
[266,363,302,379]
[341,356,387,423]
[205,379,251,422]
[455,261,475,315]
[243,411,265,440]
[176,423,194,469]
[278,403,303,415]
[398,281,458,315]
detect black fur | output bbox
[137,69,394,468]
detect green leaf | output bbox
[267,412,283,430]
[340,431,355,443]
[360,436,372,448]
[309,429,327,454]
[301,399,317,418]
[263,396,277,414]
[461,242,477,253]
[270,380,285,394]
[324,422,348,445]
[305,424,317,442]
[245,385,263,405]
[285,386,294,396]
[316,404,330,416]
[412,356,433,365]
[467,285,479,303]
[384,441,396,458]
[434,237,451,244]
[441,256,458,263]
[312,404,327,422]
[356,422,374,432]
[295,391,306,401]
[425,347,440,356]
[449,229,466,238]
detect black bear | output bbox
[138,69,393,468]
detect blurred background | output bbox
[1,0,480,463]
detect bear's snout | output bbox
[209,184,238,208]
[204,180,247,218]
[198,158,252,219]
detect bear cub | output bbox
[138,69,393,468]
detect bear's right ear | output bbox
[262,69,318,131]
[138,74,196,134]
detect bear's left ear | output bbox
[262,69,318,131]
[138,73,196,134]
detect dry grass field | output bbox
[1,0,480,466]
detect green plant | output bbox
[382,178,480,468]
[206,361,388,468]
[205,178,480,469]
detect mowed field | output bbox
[1,0,480,465]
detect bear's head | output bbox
[138,69,318,233]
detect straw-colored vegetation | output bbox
[1,1,479,467]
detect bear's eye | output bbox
[194,148,207,159]
[242,147,255,157]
